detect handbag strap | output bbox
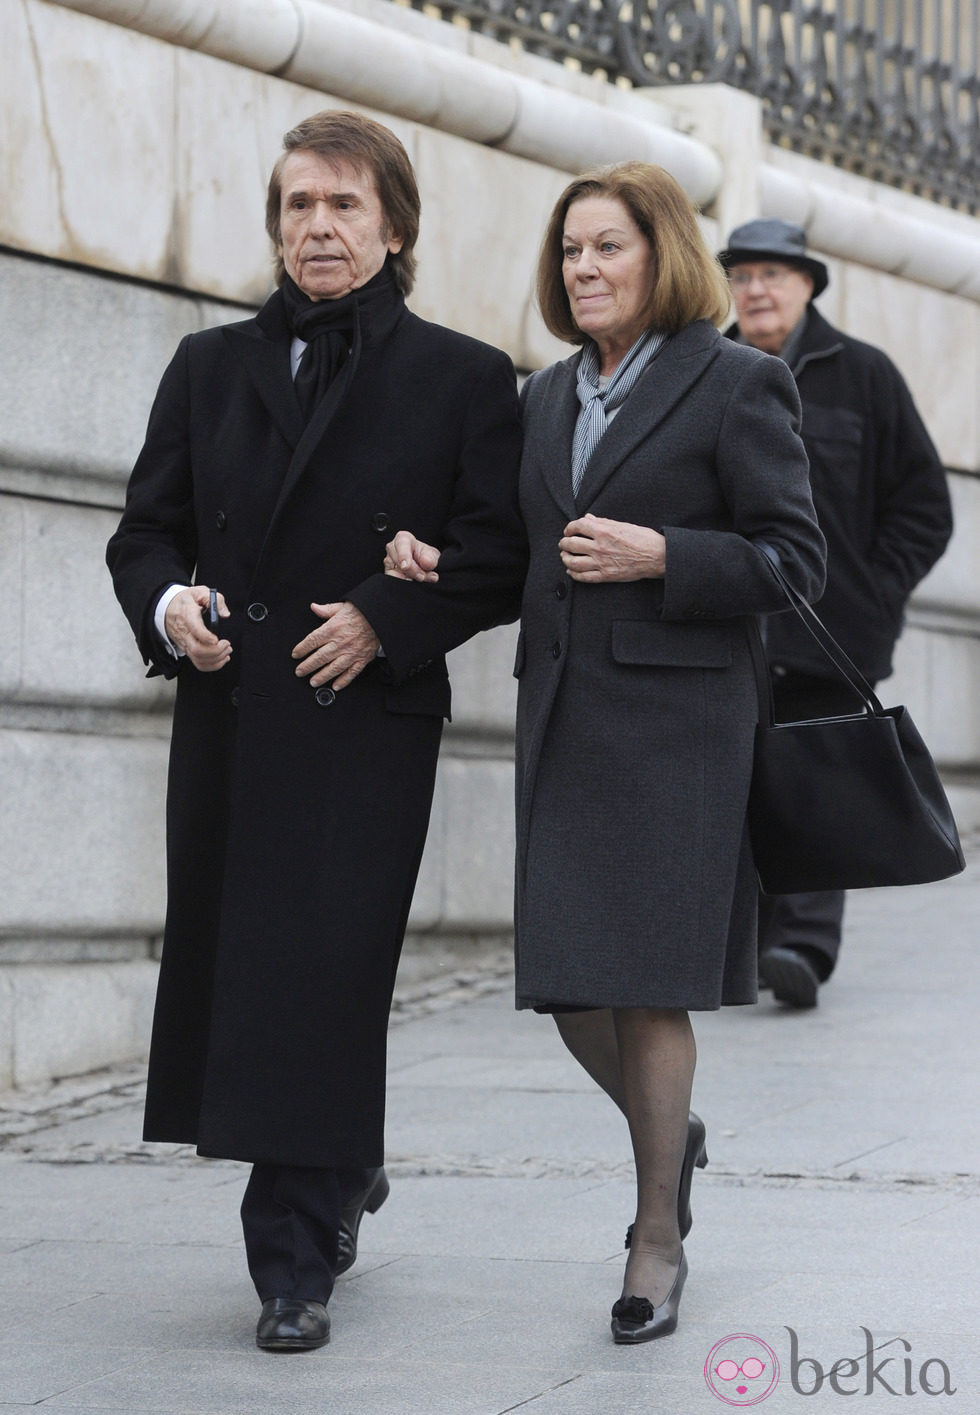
[758,547,885,718]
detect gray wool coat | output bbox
[513,320,826,1011]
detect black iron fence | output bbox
[405,0,980,211]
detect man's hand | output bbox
[164,586,232,671]
[384,531,441,582]
[559,514,666,582]
[292,602,380,690]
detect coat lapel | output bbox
[527,357,579,520]
[575,321,721,512]
[222,294,305,454]
[224,289,383,575]
[263,295,408,540]
[268,356,356,525]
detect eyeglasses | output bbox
[714,1358,768,1381]
[728,266,796,291]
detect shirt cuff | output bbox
[155,583,190,658]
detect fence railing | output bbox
[405,0,980,211]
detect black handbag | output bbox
[748,558,965,894]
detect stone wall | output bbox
[1,0,978,1089]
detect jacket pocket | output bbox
[512,628,526,679]
[384,670,452,719]
[611,619,732,668]
[802,405,863,496]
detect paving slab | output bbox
[0,849,977,1411]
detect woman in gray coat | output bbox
[386,162,825,1343]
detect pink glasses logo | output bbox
[705,1333,780,1406]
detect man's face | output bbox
[729,261,814,354]
[278,151,403,301]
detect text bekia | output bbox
[788,1327,956,1396]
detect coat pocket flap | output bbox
[512,628,526,679]
[385,672,452,719]
[611,620,732,668]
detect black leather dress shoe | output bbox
[625,1112,708,1251]
[256,1298,330,1352]
[611,1251,688,1344]
[759,945,820,1008]
[336,1167,390,1275]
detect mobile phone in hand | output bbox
[202,588,220,638]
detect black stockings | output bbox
[553,1006,696,1305]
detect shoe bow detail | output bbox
[611,1295,654,1325]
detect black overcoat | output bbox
[107,287,526,1167]
[513,322,826,1011]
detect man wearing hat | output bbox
[720,219,953,1008]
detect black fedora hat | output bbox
[718,219,829,298]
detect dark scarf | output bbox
[280,262,402,420]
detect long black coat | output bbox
[513,323,826,1011]
[728,306,953,682]
[107,287,526,1167]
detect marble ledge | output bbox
[0,463,127,509]
[0,937,157,965]
[0,703,174,737]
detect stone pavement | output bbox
[1,853,978,1414]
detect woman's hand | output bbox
[559,514,666,582]
[384,531,441,582]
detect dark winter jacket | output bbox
[728,305,953,681]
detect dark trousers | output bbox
[758,889,845,978]
[757,668,874,979]
[241,1164,342,1305]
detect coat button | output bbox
[230,687,240,708]
[555,582,568,600]
[552,641,562,659]
[315,686,337,707]
[216,510,227,530]
[247,602,268,622]
[371,512,390,534]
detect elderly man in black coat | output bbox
[719,219,953,1009]
[107,110,526,1351]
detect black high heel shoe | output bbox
[625,1111,708,1251]
[611,1250,688,1344]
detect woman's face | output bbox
[561,195,655,358]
